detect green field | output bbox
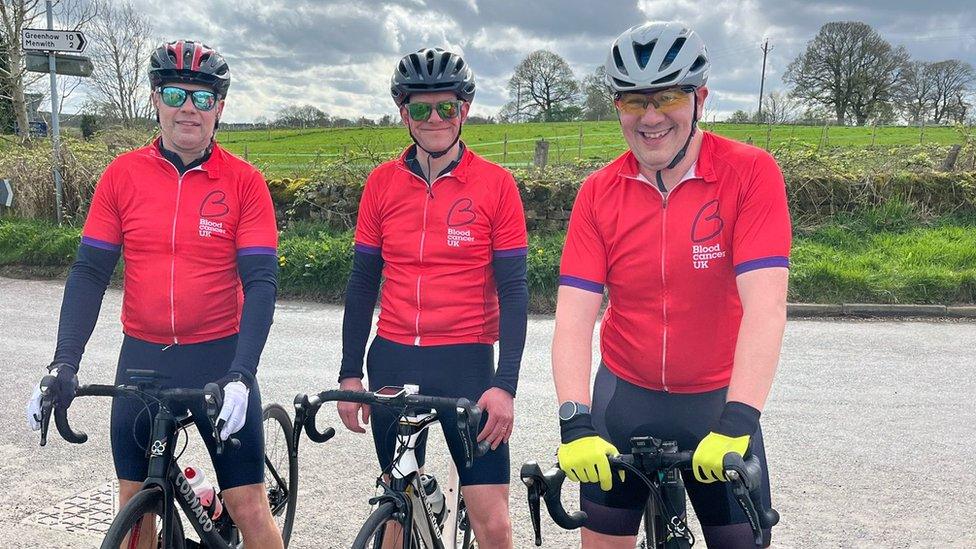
[217,122,969,176]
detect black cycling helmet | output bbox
[390,48,476,106]
[149,40,231,98]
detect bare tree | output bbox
[896,61,937,124]
[0,0,43,138]
[505,50,579,122]
[275,104,329,128]
[87,0,154,128]
[929,59,974,125]
[0,0,95,139]
[760,91,801,124]
[784,21,908,126]
[581,65,614,121]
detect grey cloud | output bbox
[101,0,976,122]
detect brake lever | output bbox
[37,375,57,446]
[203,383,225,455]
[520,462,544,546]
[723,453,780,546]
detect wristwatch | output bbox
[558,401,591,422]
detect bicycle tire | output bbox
[100,486,186,549]
[352,501,429,549]
[259,402,299,547]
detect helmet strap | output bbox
[654,90,699,192]
[408,120,463,160]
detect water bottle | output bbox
[184,466,223,520]
[421,474,446,525]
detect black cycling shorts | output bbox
[110,334,265,490]
[365,336,510,486]
[581,364,772,536]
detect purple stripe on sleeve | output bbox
[559,275,605,294]
[354,243,382,255]
[494,247,528,259]
[734,256,790,275]
[237,246,278,257]
[80,236,121,252]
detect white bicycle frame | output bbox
[382,385,468,548]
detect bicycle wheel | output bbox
[101,486,186,549]
[261,403,299,547]
[352,501,427,549]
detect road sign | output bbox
[1,179,12,208]
[21,29,86,53]
[25,52,93,77]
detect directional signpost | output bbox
[25,52,93,77]
[1,179,12,208]
[21,29,87,53]
[19,1,91,225]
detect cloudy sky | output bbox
[61,0,976,122]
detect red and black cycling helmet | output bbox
[149,40,231,98]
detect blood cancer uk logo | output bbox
[690,200,727,270]
[198,190,229,238]
[446,198,476,248]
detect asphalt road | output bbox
[1,276,974,548]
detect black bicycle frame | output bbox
[137,403,232,548]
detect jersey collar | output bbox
[396,142,475,184]
[149,137,223,179]
[615,130,718,185]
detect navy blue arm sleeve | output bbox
[52,243,121,370]
[491,255,528,396]
[339,249,384,382]
[229,254,279,385]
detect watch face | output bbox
[558,401,577,421]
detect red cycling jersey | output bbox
[560,132,791,393]
[355,146,527,346]
[81,140,278,345]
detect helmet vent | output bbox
[690,55,707,72]
[611,76,634,88]
[410,54,424,75]
[633,40,656,70]
[612,46,628,76]
[651,70,680,85]
[437,54,449,78]
[660,37,686,72]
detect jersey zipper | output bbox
[156,152,205,345]
[651,176,693,392]
[399,165,454,346]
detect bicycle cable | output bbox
[614,460,695,545]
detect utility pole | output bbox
[757,38,772,121]
[46,0,64,225]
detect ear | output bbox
[460,101,470,124]
[399,105,410,126]
[696,86,709,110]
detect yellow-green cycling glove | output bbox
[692,401,760,484]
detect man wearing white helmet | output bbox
[551,22,789,547]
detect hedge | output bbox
[3,212,974,309]
[5,137,975,234]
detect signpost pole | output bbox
[45,0,63,225]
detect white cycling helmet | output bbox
[604,21,709,93]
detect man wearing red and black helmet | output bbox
[335,47,528,548]
[26,40,284,548]
[552,22,790,547]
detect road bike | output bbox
[521,436,780,548]
[293,384,489,548]
[37,369,298,548]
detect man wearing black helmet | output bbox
[552,22,790,547]
[26,40,284,548]
[336,47,528,548]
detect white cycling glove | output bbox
[217,381,249,441]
